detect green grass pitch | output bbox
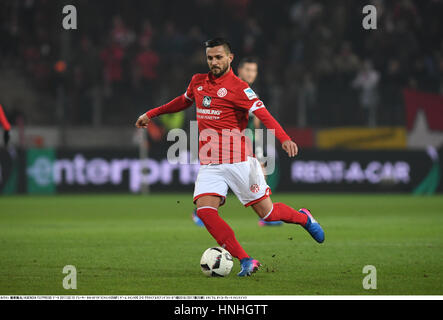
[0,193,442,295]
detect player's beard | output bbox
[211,64,229,78]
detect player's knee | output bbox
[251,197,273,219]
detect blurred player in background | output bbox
[0,104,11,147]
[135,38,324,276]
[191,57,282,227]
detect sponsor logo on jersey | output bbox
[243,87,257,100]
[217,87,227,97]
[202,96,212,107]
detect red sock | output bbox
[263,202,308,226]
[196,207,249,261]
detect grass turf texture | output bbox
[0,193,442,295]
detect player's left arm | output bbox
[253,114,261,129]
[235,87,297,157]
[0,104,11,146]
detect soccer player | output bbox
[0,104,11,147]
[135,38,324,276]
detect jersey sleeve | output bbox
[253,107,291,144]
[146,75,195,119]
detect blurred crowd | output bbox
[1,0,443,128]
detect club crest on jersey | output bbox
[202,96,212,108]
[217,87,227,97]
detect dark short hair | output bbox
[204,37,232,53]
[238,57,259,69]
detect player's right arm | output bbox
[135,76,196,128]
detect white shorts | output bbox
[193,156,271,207]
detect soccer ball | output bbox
[200,247,234,277]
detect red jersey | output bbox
[146,68,291,165]
[185,68,265,164]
